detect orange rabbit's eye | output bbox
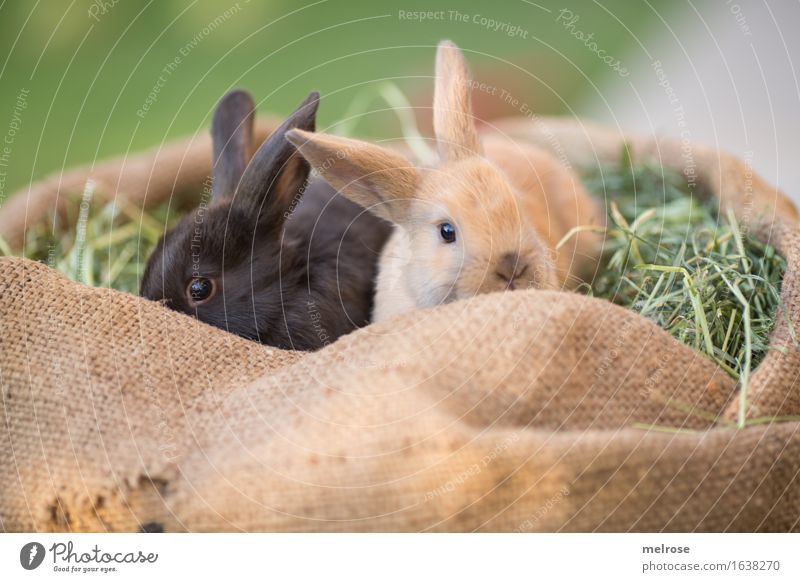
[439,222,456,243]
[187,277,215,305]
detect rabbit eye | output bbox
[439,222,456,243]
[187,277,215,304]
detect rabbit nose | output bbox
[496,253,529,289]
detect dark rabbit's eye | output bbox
[439,222,456,243]
[187,277,215,304]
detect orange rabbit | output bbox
[288,40,600,322]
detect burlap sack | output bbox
[1,117,798,532]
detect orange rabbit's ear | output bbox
[433,40,482,161]
[286,129,419,224]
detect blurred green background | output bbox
[0,0,671,199]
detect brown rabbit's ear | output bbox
[211,89,255,201]
[433,40,482,161]
[233,91,319,227]
[286,129,418,224]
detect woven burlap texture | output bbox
[1,117,798,532]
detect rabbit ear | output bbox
[211,89,255,201]
[233,91,319,227]
[286,129,418,224]
[433,40,482,161]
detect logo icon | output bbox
[20,542,46,570]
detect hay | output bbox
[0,185,177,295]
[558,146,789,426]
[4,144,787,418]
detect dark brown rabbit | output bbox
[140,90,391,350]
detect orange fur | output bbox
[288,40,601,322]
[285,130,417,224]
[434,40,483,160]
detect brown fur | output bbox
[288,41,601,322]
[140,91,391,349]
